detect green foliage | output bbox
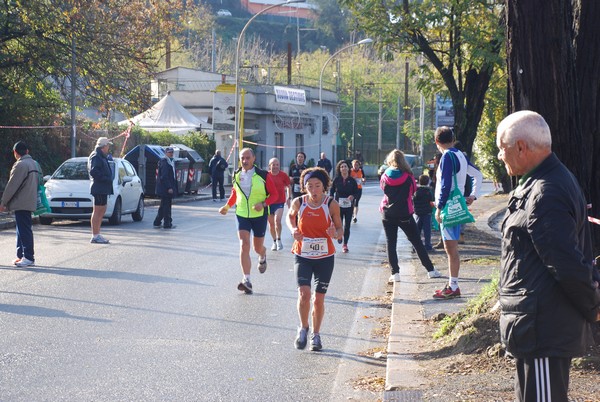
[339,0,506,157]
[433,273,499,339]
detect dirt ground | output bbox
[413,217,600,401]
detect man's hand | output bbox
[168,188,173,194]
[219,205,230,215]
[435,208,442,223]
[465,195,475,206]
[253,202,265,212]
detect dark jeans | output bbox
[382,215,434,275]
[340,206,353,245]
[414,213,432,249]
[15,210,34,261]
[154,196,173,227]
[212,174,225,200]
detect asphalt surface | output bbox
[1,180,505,401]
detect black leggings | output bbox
[340,206,353,244]
[382,215,435,274]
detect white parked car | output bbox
[377,154,423,180]
[217,9,232,16]
[40,157,145,225]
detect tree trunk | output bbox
[575,0,600,254]
[505,0,588,193]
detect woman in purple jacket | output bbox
[380,149,441,283]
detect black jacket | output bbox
[413,185,434,216]
[155,157,177,198]
[330,175,358,208]
[88,148,113,196]
[209,155,228,178]
[499,153,600,358]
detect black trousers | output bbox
[515,356,571,402]
[154,196,173,227]
[340,206,353,245]
[212,174,225,200]
[382,215,434,274]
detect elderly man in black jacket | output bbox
[153,146,178,229]
[496,110,600,402]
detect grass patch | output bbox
[463,257,500,265]
[433,272,499,339]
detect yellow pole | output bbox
[239,89,246,152]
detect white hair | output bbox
[497,110,552,151]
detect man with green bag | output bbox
[432,127,483,299]
[0,141,40,267]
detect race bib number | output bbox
[293,183,301,193]
[300,237,328,257]
[354,178,362,185]
[338,197,352,208]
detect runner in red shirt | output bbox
[267,157,291,251]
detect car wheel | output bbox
[132,196,144,222]
[39,216,53,225]
[108,198,122,225]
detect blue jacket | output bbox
[88,148,113,196]
[155,157,177,198]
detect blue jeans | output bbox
[414,213,432,249]
[15,210,34,261]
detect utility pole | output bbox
[378,87,382,162]
[70,37,77,158]
[352,87,357,158]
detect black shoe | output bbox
[237,279,253,294]
[353,217,357,223]
[153,222,161,228]
[163,225,176,229]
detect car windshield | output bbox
[52,161,89,180]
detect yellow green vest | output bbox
[233,167,268,218]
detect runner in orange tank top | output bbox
[286,167,343,352]
[349,159,366,223]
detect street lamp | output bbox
[234,0,306,170]
[318,38,373,168]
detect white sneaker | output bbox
[90,235,110,244]
[428,269,442,279]
[15,257,35,267]
[276,239,283,250]
[271,242,278,251]
[388,273,400,284]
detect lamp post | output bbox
[234,0,306,171]
[318,38,373,168]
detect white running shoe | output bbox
[276,239,283,250]
[428,269,442,279]
[388,273,401,284]
[271,242,278,251]
[90,235,110,244]
[15,257,35,267]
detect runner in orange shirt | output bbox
[349,159,366,223]
[286,167,343,351]
[267,157,291,251]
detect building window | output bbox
[275,132,283,163]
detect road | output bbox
[0,184,391,401]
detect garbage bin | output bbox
[171,144,205,194]
[125,145,164,197]
[173,157,189,196]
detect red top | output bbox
[268,171,291,204]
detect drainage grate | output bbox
[383,390,423,401]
